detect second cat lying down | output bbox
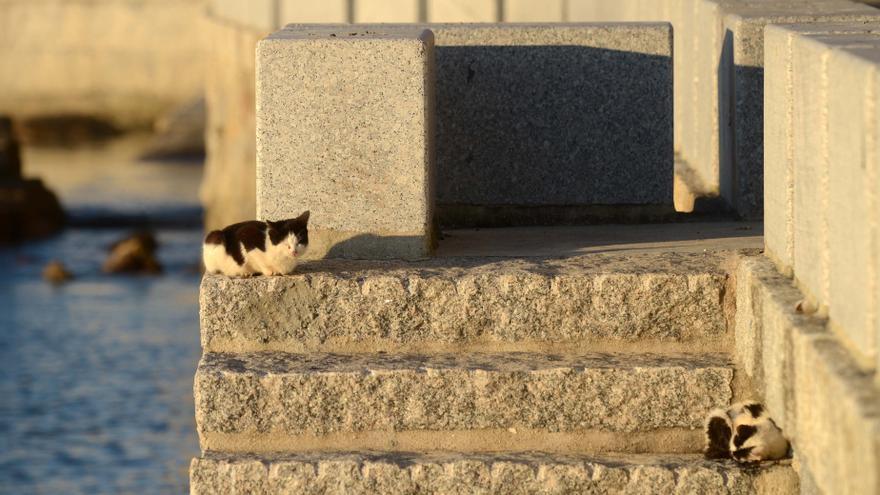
[203,211,309,277]
[704,401,789,462]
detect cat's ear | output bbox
[295,210,310,224]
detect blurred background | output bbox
[2,0,878,493]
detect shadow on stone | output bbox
[718,29,765,220]
[435,44,674,223]
[438,204,679,229]
[323,233,433,261]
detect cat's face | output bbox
[286,229,308,257]
[273,210,309,257]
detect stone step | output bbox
[190,451,798,494]
[200,251,734,354]
[195,352,733,454]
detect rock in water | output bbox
[103,232,162,274]
[43,260,73,284]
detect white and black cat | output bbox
[203,211,309,277]
[704,401,790,462]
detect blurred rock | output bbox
[0,179,65,243]
[103,232,162,274]
[0,118,65,244]
[42,260,73,284]
[140,97,206,160]
[0,117,21,179]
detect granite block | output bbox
[256,27,436,259]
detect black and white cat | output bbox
[203,211,309,277]
[704,401,790,462]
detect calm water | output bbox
[0,137,203,494]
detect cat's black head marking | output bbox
[745,403,764,418]
[267,210,310,246]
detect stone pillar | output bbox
[256,27,437,259]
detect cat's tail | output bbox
[704,408,733,459]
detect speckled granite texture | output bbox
[200,251,731,353]
[256,27,436,259]
[190,451,798,495]
[194,351,732,437]
[429,23,673,207]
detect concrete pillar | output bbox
[791,33,832,314]
[557,0,880,219]
[765,22,880,367]
[764,23,880,275]
[827,38,880,370]
[716,1,880,219]
[256,27,436,259]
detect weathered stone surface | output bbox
[256,27,436,259]
[791,32,831,313]
[216,22,676,228]
[734,254,880,495]
[195,351,732,440]
[191,451,798,495]
[827,41,880,369]
[764,22,880,276]
[200,252,731,353]
[430,23,673,209]
[734,255,818,431]
[786,29,880,320]
[764,23,798,275]
[566,0,682,157]
[716,0,880,219]
[563,1,880,219]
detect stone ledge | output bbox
[190,451,798,495]
[200,251,732,353]
[735,254,880,495]
[194,351,733,441]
